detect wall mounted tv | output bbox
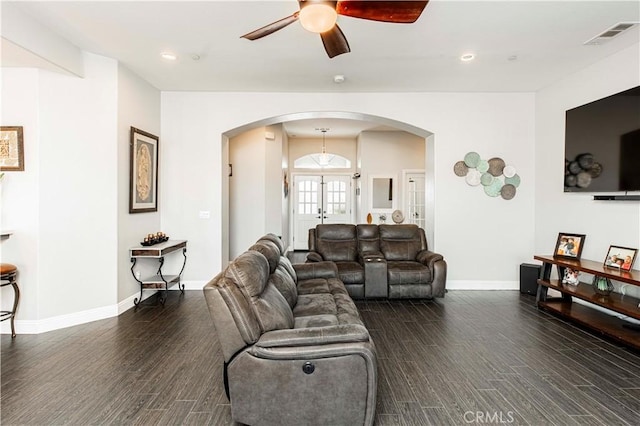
[564,85,640,193]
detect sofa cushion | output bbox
[259,233,286,255]
[294,314,340,328]
[335,261,364,284]
[379,224,424,261]
[250,241,298,308]
[225,251,294,333]
[293,294,338,317]
[249,240,281,274]
[316,224,358,262]
[387,261,432,285]
[268,268,298,308]
[356,224,380,254]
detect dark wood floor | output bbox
[2,290,640,425]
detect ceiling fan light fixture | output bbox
[299,3,338,33]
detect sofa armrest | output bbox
[306,251,324,263]
[255,324,370,348]
[293,261,339,280]
[416,250,444,269]
[417,250,447,297]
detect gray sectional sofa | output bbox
[203,234,377,426]
[307,224,447,299]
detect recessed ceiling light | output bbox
[161,52,177,61]
[333,74,345,84]
[460,53,475,62]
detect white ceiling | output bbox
[3,0,639,136]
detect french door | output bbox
[293,175,352,250]
[404,172,426,229]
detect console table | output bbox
[130,240,187,307]
[534,255,640,351]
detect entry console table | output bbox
[534,255,640,351]
[130,240,187,307]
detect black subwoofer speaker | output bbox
[520,263,541,295]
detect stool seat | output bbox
[1,263,17,275]
[1,263,20,338]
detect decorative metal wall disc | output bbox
[568,161,582,175]
[505,174,521,188]
[464,152,480,168]
[465,169,482,186]
[503,165,516,178]
[501,184,516,200]
[477,160,489,173]
[576,171,592,188]
[480,173,494,186]
[453,161,469,177]
[487,157,505,176]
[576,153,594,169]
[484,178,503,197]
[588,162,603,178]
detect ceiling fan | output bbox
[241,1,429,58]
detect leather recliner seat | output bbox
[307,224,446,299]
[203,234,377,426]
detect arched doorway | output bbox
[222,111,435,265]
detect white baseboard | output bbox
[3,280,517,335]
[3,281,209,335]
[2,303,118,335]
[446,280,519,290]
[179,280,207,291]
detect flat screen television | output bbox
[564,85,640,193]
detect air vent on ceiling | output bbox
[584,22,639,45]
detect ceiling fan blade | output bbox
[241,12,300,40]
[320,24,351,58]
[336,1,428,23]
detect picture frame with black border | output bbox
[129,127,159,214]
[0,126,24,171]
[553,232,586,260]
[603,245,637,271]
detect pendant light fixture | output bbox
[317,128,333,167]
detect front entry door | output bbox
[293,175,352,250]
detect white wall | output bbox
[228,124,289,259]
[359,131,425,224]
[37,53,118,319]
[1,68,40,321]
[1,54,161,333]
[229,127,267,258]
[117,63,161,304]
[535,43,640,267]
[161,92,536,289]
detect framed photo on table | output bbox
[129,127,159,213]
[603,245,637,271]
[0,126,24,171]
[553,232,586,260]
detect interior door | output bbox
[293,175,352,250]
[404,172,425,228]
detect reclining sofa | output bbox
[203,234,377,426]
[307,224,446,299]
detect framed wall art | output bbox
[553,232,586,260]
[129,127,159,213]
[0,126,24,171]
[603,245,637,271]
